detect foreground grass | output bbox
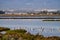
[0,27,60,40]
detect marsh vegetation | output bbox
[0,27,60,40]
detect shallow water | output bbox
[0,19,60,36]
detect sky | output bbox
[0,0,60,10]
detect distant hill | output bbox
[2,9,60,14]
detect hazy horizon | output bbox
[0,0,60,10]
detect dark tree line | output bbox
[0,11,5,14]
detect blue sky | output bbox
[0,0,60,10]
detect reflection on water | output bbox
[0,19,60,36]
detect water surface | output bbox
[0,19,60,36]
